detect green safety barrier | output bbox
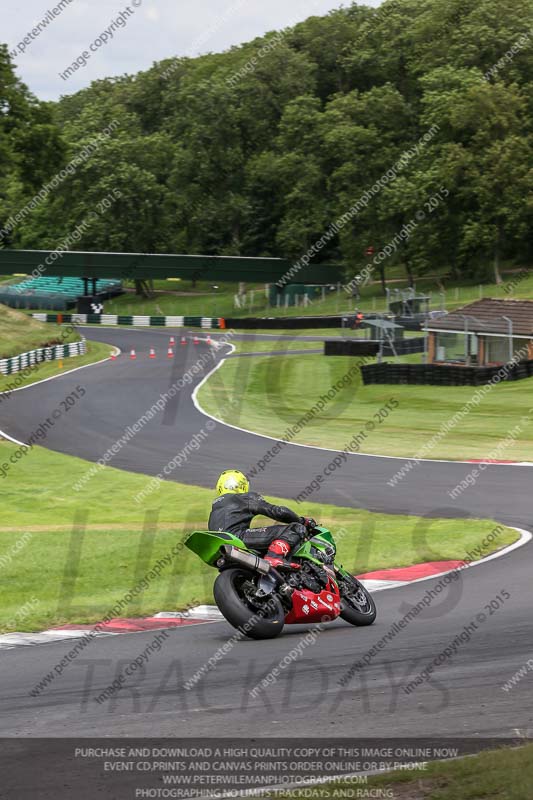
[33,313,223,328]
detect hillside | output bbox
[0,304,79,359]
[1,0,533,288]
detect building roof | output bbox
[424,299,533,336]
[363,318,403,330]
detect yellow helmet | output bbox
[216,469,249,495]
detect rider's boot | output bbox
[264,539,301,571]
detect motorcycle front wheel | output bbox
[213,567,285,639]
[337,574,377,626]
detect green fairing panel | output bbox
[293,527,335,564]
[185,530,250,566]
[293,541,322,565]
[186,526,337,568]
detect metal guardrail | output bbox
[0,340,87,376]
[31,313,224,329]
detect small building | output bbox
[424,299,533,366]
[268,284,326,308]
[388,288,431,317]
[362,317,405,341]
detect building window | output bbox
[485,337,525,364]
[435,333,478,363]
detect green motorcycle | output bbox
[185,524,376,639]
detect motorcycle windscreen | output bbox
[185,530,249,566]
[312,527,335,545]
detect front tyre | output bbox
[213,568,285,640]
[338,574,376,626]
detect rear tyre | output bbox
[214,567,285,639]
[338,574,377,626]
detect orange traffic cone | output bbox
[180,336,187,346]
[149,348,156,359]
[193,335,199,345]
[169,336,176,346]
[167,347,174,358]
[110,351,117,361]
[130,349,136,360]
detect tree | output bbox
[3,0,532,284]
[0,45,64,246]
[420,67,532,282]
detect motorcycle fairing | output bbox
[185,530,252,566]
[293,527,336,566]
[284,576,341,624]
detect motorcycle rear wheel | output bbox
[214,567,285,639]
[338,575,376,626]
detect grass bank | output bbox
[0,303,80,358]
[0,442,517,632]
[198,352,533,461]
[280,743,533,800]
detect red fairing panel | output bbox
[284,578,341,624]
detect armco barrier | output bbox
[224,315,356,330]
[0,340,87,376]
[226,314,423,331]
[324,338,424,357]
[385,337,426,355]
[324,340,380,357]
[32,314,224,329]
[361,359,533,386]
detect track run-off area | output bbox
[0,325,532,739]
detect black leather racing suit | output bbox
[208,491,306,553]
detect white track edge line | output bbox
[2,527,529,651]
[0,345,121,398]
[363,526,532,591]
[54,325,523,469]
[1,335,530,646]
[0,348,121,447]
[191,354,533,467]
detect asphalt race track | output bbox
[0,326,532,739]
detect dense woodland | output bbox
[1,0,533,288]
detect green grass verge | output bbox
[230,339,320,354]
[0,442,517,632]
[198,352,533,460]
[0,340,112,395]
[0,303,80,358]
[280,743,533,799]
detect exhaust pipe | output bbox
[221,546,293,599]
[221,545,272,575]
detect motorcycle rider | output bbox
[208,469,316,569]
